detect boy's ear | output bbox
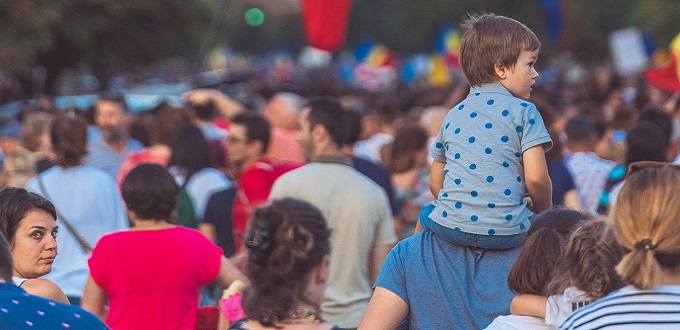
[494,60,508,80]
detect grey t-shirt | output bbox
[430,83,551,236]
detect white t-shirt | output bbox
[546,287,590,327]
[172,167,231,221]
[26,166,129,297]
[485,315,553,330]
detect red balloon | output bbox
[301,0,352,52]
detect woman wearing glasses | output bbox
[560,162,680,329]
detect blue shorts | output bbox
[419,202,525,250]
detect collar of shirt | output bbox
[312,155,353,167]
[470,83,513,97]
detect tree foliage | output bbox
[0,0,212,94]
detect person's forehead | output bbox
[229,123,248,136]
[97,100,124,115]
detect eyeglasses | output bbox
[626,161,680,178]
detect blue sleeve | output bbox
[374,243,408,303]
[520,103,552,153]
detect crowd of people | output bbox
[0,12,680,330]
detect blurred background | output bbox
[0,0,678,104]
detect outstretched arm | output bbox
[510,294,547,318]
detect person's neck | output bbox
[238,155,266,174]
[568,145,594,153]
[130,219,173,231]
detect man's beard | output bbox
[101,126,127,145]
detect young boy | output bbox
[421,13,553,249]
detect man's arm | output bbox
[358,287,409,330]
[184,89,245,119]
[523,145,552,213]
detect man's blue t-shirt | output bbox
[375,229,520,329]
[430,83,551,236]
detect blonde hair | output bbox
[612,165,680,289]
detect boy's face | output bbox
[499,49,539,100]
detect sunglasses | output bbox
[626,161,680,178]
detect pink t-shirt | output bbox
[88,227,222,330]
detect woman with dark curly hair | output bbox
[228,198,339,330]
[81,163,245,330]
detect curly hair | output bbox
[241,198,331,327]
[545,222,626,300]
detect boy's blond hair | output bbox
[460,13,540,87]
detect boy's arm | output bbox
[510,294,548,317]
[429,160,445,198]
[522,145,552,213]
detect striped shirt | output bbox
[559,285,680,329]
[566,152,615,214]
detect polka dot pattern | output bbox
[429,86,545,238]
[436,142,443,148]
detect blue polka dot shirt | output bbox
[429,83,552,235]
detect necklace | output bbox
[287,307,324,324]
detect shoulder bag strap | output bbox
[36,175,93,253]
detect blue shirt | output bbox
[0,282,109,329]
[375,230,520,329]
[430,83,551,236]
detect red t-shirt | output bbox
[232,159,301,247]
[88,227,222,330]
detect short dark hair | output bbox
[460,13,540,87]
[242,198,331,327]
[638,107,673,145]
[343,110,363,146]
[122,164,179,221]
[98,92,129,113]
[0,231,12,282]
[626,122,668,164]
[168,124,212,177]
[304,96,347,147]
[0,187,57,247]
[194,101,217,120]
[51,114,89,168]
[231,112,271,154]
[564,115,596,144]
